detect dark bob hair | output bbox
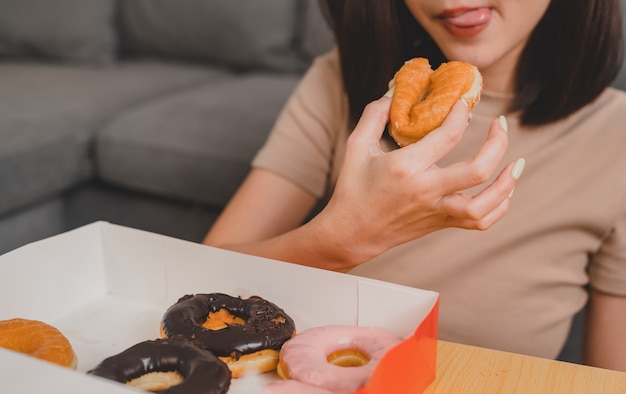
[322,0,624,127]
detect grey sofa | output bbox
[0,0,334,254]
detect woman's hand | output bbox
[205,95,522,273]
[310,96,522,268]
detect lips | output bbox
[439,7,492,37]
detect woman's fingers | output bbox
[399,100,470,166]
[447,196,511,231]
[347,97,392,155]
[434,115,511,195]
[437,158,523,225]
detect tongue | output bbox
[445,8,491,27]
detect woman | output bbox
[204,0,626,371]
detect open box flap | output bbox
[0,222,106,321]
[359,299,439,394]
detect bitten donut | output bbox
[388,57,483,146]
[88,337,231,394]
[276,325,403,393]
[160,293,296,378]
[0,318,77,369]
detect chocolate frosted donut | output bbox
[161,293,296,377]
[88,337,231,394]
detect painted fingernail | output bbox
[499,115,508,132]
[511,158,525,180]
[508,187,515,198]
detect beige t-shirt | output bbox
[253,49,626,359]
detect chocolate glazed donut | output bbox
[87,337,231,394]
[161,293,296,360]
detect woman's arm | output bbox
[584,289,626,372]
[203,168,318,246]
[204,96,520,271]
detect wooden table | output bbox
[425,341,626,393]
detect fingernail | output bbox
[508,187,515,198]
[499,115,508,132]
[384,85,395,98]
[511,158,525,180]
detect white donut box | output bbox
[0,221,439,393]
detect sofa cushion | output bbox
[0,0,116,64]
[120,0,306,72]
[97,74,301,207]
[0,62,227,216]
[298,0,335,62]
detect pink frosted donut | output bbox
[276,325,403,393]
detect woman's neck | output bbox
[478,46,523,94]
[480,66,515,94]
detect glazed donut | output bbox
[388,57,483,147]
[87,337,231,394]
[276,325,403,393]
[160,293,296,378]
[0,318,77,369]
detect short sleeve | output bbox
[252,49,349,199]
[589,213,626,296]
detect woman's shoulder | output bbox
[292,47,348,126]
[571,87,626,151]
[593,87,626,111]
[312,47,340,67]
[305,47,342,83]
[568,87,626,130]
